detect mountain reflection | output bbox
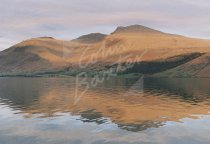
[0,77,210,132]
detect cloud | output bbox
[0,0,210,51]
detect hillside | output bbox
[1,25,210,77]
[154,53,210,77]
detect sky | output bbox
[0,0,210,51]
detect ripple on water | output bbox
[0,77,210,143]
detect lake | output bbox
[0,77,210,144]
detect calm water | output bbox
[0,77,210,144]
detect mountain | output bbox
[1,25,210,77]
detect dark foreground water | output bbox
[0,77,210,144]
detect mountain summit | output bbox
[112,25,164,34]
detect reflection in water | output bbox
[0,77,210,143]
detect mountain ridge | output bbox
[1,24,210,77]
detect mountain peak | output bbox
[74,33,107,43]
[112,25,163,34]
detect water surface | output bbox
[0,77,210,144]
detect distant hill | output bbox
[73,33,107,43]
[1,25,210,77]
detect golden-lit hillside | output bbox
[1,25,210,77]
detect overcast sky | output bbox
[0,0,210,51]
